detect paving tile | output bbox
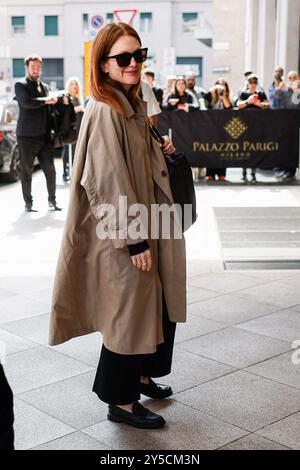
[189,272,262,294]
[25,288,53,307]
[245,352,300,390]
[1,313,50,345]
[31,432,110,450]
[53,332,102,367]
[175,315,226,344]
[219,433,290,450]
[237,307,300,343]
[187,286,221,304]
[0,288,15,300]
[278,274,300,288]
[174,371,300,432]
[164,349,236,394]
[188,292,279,326]
[5,346,94,394]
[19,371,108,430]
[176,327,290,368]
[0,328,36,355]
[187,260,211,277]
[14,398,74,450]
[242,271,300,283]
[82,400,248,450]
[257,411,300,450]
[0,295,49,325]
[236,281,300,309]
[0,276,54,295]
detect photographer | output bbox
[166,76,194,112]
[237,74,270,109]
[205,78,232,181]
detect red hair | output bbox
[90,22,142,115]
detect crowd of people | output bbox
[141,67,300,183]
[11,54,300,216]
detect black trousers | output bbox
[207,168,226,178]
[17,136,56,204]
[62,143,76,176]
[93,294,176,405]
[0,364,14,450]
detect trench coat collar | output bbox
[114,87,147,120]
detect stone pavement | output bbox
[1,162,300,450]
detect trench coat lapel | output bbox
[122,93,174,205]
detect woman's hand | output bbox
[131,249,152,272]
[161,136,176,155]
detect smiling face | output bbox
[101,35,142,91]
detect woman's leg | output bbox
[140,293,177,380]
[92,346,142,406]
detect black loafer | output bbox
[107,401,166,429]
[140,378,173,399]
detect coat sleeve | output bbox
[80,102,148,250]
[14,82,46,110]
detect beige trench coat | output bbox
[49,89,186,355]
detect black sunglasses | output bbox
[104,48,148,67]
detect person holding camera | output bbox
[237,74,270,110]
[205,78,232,181]
[166,77,194,112]
[238,74,269,182]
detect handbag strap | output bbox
[149,122,165,145]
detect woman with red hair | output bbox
[49,23,187,430]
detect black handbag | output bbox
[150,124,197,232]
[50,97,77,148]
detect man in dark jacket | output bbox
[0,363,14,450]
[14,54,62,212]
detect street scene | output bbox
[0,0,300,456]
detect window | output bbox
[42,58,64,89]
[82,13,89,32]
[12,59,25,78]
[182,13,198,33]
[106,13,114,24]
[45,16,58,36]
[11,16,25,34]
[140,12,152,33]
[176,57,203,84]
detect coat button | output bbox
[161,170,168,177]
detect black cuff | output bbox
[128,241,149,256]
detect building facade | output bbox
[245,0,300,89]
[0,0,299,100]
[0,0,213,97]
